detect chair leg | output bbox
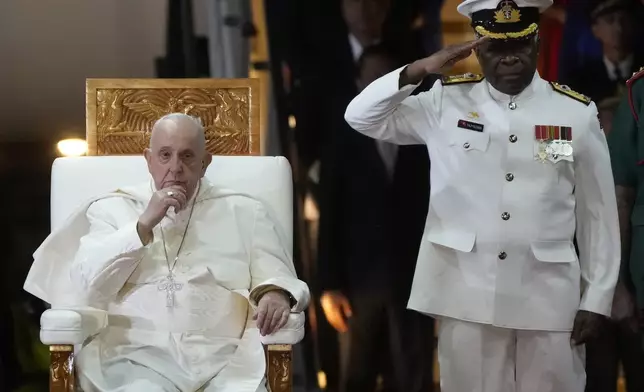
[50,345,74,392]
[266,344,292,392]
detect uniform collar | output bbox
[485,71,543,104]
[603,54,633,81]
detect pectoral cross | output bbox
[158,274,183,308]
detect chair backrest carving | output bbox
[86,78,260,156]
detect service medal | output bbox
[534,125,573,163]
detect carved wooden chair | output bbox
[38,79,303,392]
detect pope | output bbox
[24,113,310,392]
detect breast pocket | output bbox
[447,128,491,153]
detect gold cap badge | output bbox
[494,0,522,23]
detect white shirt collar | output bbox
[348,33,380,62]
[603,54,633,80]
[348,34,363,62]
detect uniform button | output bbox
[509,135,518,143]
[498,251,507,260]
[505,173,514,181]
[463,142,470,149]
[509,102,517,110]
[501,212,510,220]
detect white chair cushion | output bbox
[40,308,109,346]
[40,309,83,345]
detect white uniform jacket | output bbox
[344,67,620,331]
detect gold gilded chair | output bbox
[39,79,303,392]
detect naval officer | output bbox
[344,0,620,391]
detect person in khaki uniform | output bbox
[343,0,621,391]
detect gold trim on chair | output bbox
[86,78,261,156]
[50,344,75,392]
[266,345,293,392]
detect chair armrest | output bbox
[40,308,108,346]
[260,312,305,345]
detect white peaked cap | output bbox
[458,0,553,18]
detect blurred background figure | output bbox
[312,1,434,390]
[561,0,643,103]
[318,43,433,392]
[557,0,644,84]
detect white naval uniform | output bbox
[27,179,309,392]
[345,68,620,392]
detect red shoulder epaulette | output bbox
[627,67,644,121]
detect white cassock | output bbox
[24,178,310,392]
[344,68,620,392]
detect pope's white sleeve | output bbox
[575,102,621,316]
[70,200,147,304]
[248,201,310,313]
[344,65,442,145]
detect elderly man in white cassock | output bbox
[24,113,310,392]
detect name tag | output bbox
[457,119,484,132]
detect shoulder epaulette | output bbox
[550,82,591,106]
[627,67,644,121]
[441,73,484,86]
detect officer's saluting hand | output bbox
[400,37,489,86]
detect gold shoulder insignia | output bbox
[441,73,484,86]
[550,82,591,106]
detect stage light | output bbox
[57,138,88,157]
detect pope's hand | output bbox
[401,37,489,86]
[571,310,604,346]
[138,185,187,234]
[320,290,352,333]
[254,290,291,336]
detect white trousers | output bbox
[437,318,586,392]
